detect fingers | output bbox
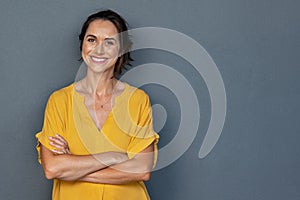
[49,134,70,155]
[49,134,67,146]
[55,134,68,145]
[49,141,65,149]
[51,148,70,155]
[51,149,66,155]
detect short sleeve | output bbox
[35,93,65,163]
[127,92,159,167]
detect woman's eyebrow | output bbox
[85,34,117,41]
[104,38,117,41]
[85,34,97,38]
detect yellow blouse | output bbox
[36,82,159,200]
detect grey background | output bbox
[0,0,299,199]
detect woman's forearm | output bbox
[79,144,154,184]
[40,145,127,181]
[79,158,151,184]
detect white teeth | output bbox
[91,56,107,62]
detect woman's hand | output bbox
[48,134,128,164]
[43,134,129,181]
[49,134,71,155]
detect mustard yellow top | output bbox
[36,82,159,200]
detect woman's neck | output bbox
[82,69,116,96]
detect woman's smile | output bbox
[81,19,119,74]
[90,56,109,63]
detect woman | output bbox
[36,9,159,200]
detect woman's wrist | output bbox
[95,152,128,166]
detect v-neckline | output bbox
[72,82,128,133]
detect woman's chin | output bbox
[87,64,114,75]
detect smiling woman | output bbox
[81,20,120,74]
[79,10,133,77]
[35,9,159,200]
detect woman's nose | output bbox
[93,42,105,54]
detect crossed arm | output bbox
[40,135,154,184]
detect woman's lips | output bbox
[91,56,108,63]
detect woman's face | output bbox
[82,19,120,75]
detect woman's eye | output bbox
[105,40,115,46]
[87,38,96,43]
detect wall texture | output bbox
[0,0,299,199]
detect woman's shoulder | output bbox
[125,82,149,99]
[124,82,150,105]
[48,83,74,102]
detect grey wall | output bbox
[1,0,299,199]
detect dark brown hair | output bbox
[79,9,133,77]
